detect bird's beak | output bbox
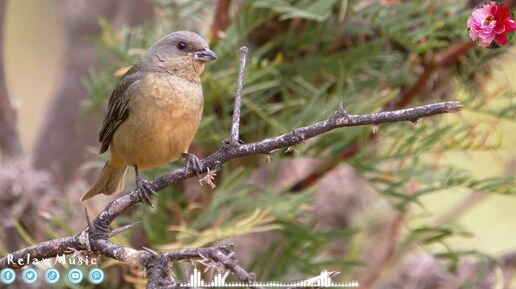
[194,48,217,62]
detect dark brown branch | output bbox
[211,0,232,42]
[387,40,474,109]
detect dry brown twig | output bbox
[0,46,463,288]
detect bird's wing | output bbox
[98,65,141,154]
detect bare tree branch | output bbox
[0,46,464,288]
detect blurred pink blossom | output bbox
[467,1,516,47]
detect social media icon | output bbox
[22,268,38,284]
[88,268,104,284]
[44,268,60,284]
[0,268,16,284]
[68,268,83,284]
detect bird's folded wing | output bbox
[98,65,141,154]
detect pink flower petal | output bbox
[479,38,491,47]
[506,19,516,32]
[469,30,479,41]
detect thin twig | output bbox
[230,46,248,145]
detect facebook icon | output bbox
[1,268,16,284]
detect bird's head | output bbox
[145,31,216,80]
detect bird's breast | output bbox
[113,73,204,169]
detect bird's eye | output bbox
[177,41,187,50]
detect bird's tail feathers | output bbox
[81,162,127,201]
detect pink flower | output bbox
[467,1,516,47]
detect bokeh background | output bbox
[1,0,516,288]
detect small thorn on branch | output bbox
[143,246,160,257]
[265,153,272,164]
[372,124,379,134]
[109,221,142,238]
[84,207,94,233]
[285,146,297,154]
[337,96,346,115]
[229,46,249,146]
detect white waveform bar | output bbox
[179,268,359,287]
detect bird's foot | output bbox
[182,153,203,177]
[136,176,157,208]
[183,153,219,188]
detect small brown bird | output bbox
[81,31,216,204]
